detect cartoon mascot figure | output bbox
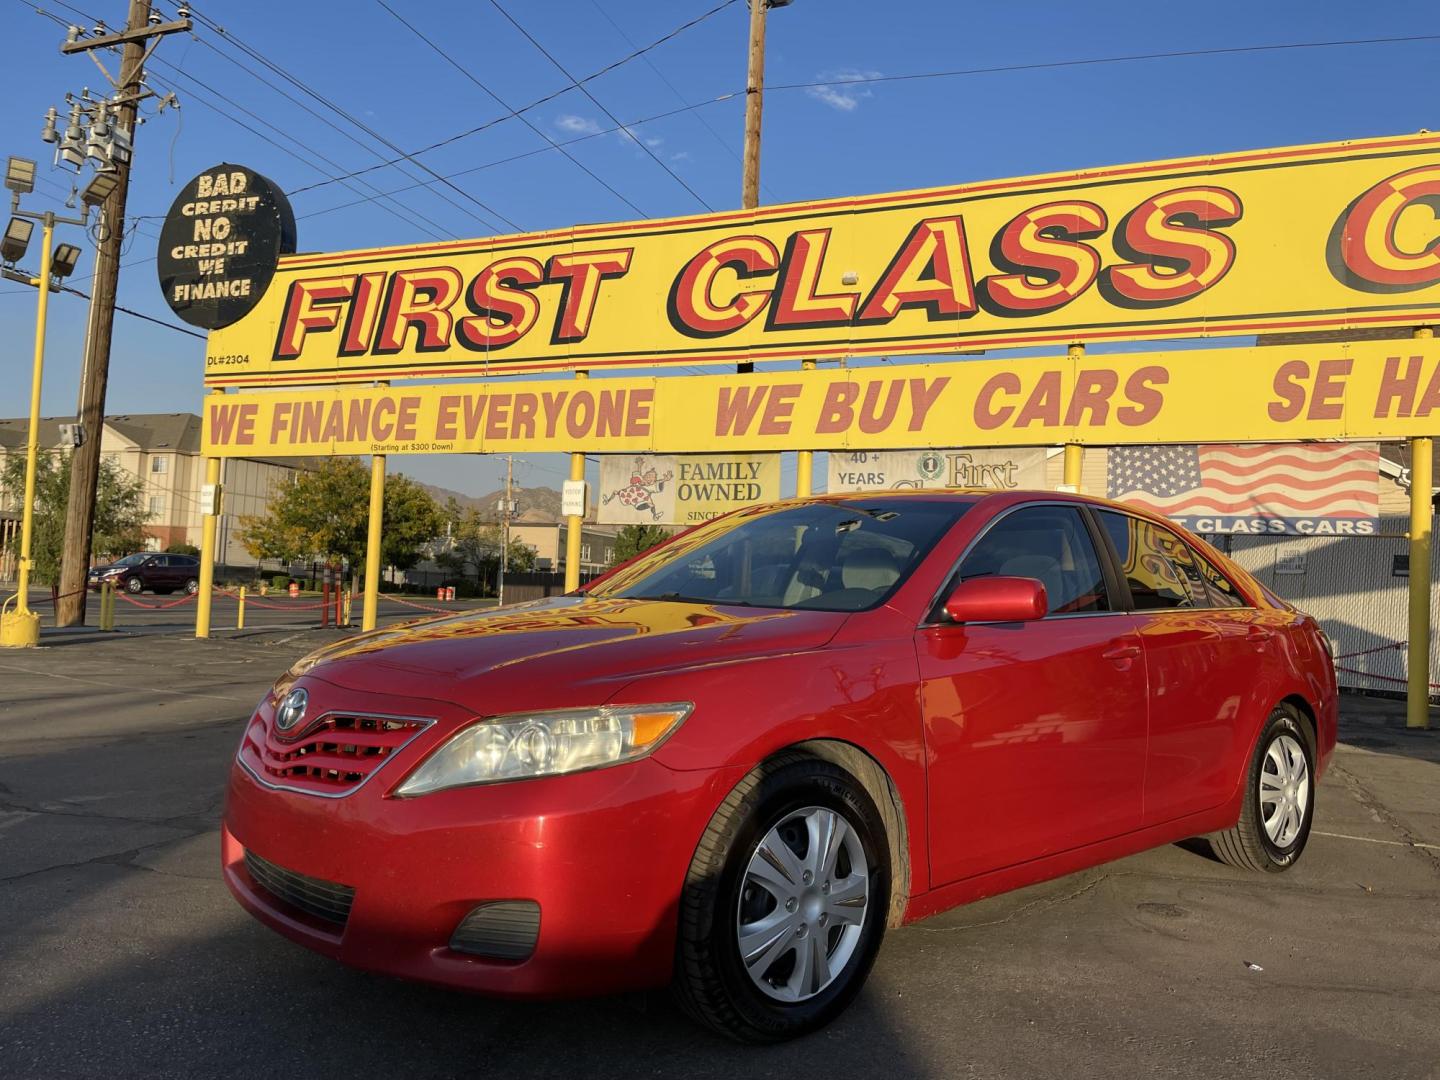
[603,456,674,521]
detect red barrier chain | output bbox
[115,591,198,610]
[381,595,459,614]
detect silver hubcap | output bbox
[736,805,869,1003]
[1259,733,1310,848]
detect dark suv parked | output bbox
[88,553,202,595]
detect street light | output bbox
[51,242,80,278]
[5,156,36,195]
[0,159,90,649]
[79,169,118,207]
[2,217,33,264]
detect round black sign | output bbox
[156,164,296,330]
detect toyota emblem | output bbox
[276,688,309,732]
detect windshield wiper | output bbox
[630,592,757,607]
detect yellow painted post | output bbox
[99,581,114,632]
[0,219,55,649]
[363,453,386,632]
[565,371,589,594]
[795,360,816,496]
[1408,326,1434,729]
[1062,342,1085,493]
[195,454,222,639]
[237,585,246,630]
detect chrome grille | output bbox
[238,710,431,797]
[243,850,355,927]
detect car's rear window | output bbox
[592,499,971,612]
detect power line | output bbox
[588,0,771,199]
[299,95,739,222]
[145,61,459,241]
[287,0,740,198]
[376,0,649,218]
[184,2,520,234]
[768,33,1440,96]
[487,0,715,211]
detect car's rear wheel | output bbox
[125,576,143,595]
[184,578,199,595]
[672,754,889,1043]
[1210,704,1315,872]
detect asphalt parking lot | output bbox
[1,630,1437,1079]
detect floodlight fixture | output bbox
[80,169,119,208]
[5,157,37,195]
[51,243,81,279]
[1,217,33,264]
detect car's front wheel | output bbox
[1210,704,1315,872]
[673,754,890,1043]
[125,576,144,595]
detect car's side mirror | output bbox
[943,576,1048,623]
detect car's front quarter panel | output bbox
[642,613,930,896]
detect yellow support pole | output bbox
[0,219,55,649]
[565,371,589,594]
[1408,326,1434,730]
[194,453,221,639]
[1062,444,1084,492]
[99,581,114,632]
[1061,342,1085,493]
[795,360,816,496]
[236,585,246,630]
[362,453,385,632]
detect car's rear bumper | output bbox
[222,751,742,998]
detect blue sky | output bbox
[1,0,1437,496]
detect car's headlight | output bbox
[394,702,693,796]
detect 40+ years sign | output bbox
[203,339,1440,458]
[201,132,1440,386]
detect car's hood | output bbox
[296,595,846,709]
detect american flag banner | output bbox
[1106,443,1380,535]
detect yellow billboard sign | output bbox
[202,339,1440,457]
[202,132,1440,387]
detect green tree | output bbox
[435,502,535,591]
[1,452,147,584]
[240,458,444,573]
[609,523,672,567]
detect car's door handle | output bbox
[1247,625,1275,645]
[1102,643,1141,662]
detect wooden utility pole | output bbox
[498,454,514,607]
[55,0,189,627]
[737,0,769,375]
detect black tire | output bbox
[1210,704,1315,872]
[672,753,890,1044]
[125,576,144,595]
[184,578,199,595]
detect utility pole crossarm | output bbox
[59,18,191,55]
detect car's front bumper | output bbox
[222,740,742,998]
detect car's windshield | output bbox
[592,499,970,612]
[113,553,149,566]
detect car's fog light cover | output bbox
[450,900,540,961]
[394,703,692,795]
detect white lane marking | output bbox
[1313,830,1440,852]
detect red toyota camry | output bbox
[223,490,1337,1042]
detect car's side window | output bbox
[1194,551,1247,608]
[959,506,1109,615]
[1097,511,1208,609]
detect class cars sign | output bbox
[201,132,1440,386]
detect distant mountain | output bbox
[419,482,564,522]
